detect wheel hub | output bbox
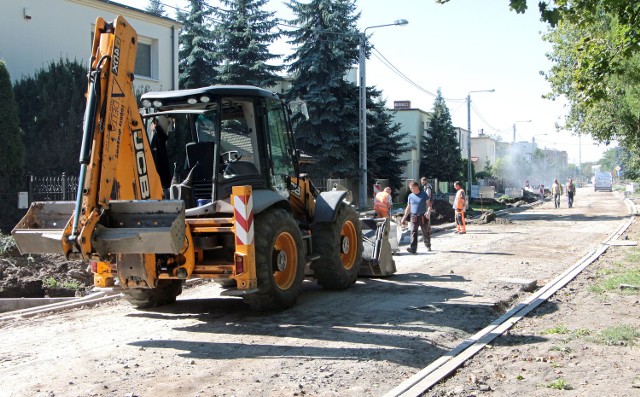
[275,250,288,272]
[341,235,350,254]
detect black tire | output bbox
[311,202,363,289]
[123,279,183,309]
[243,208,305,311]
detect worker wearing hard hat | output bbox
[453,181,466,234]
[373,187,392,218]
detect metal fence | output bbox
[28,173,78,203]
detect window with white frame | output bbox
[135,41,153,79]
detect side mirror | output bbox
[288,100,309,121]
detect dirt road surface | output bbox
[0,187,634,397]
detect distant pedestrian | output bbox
[566,178,576,208]
[453,181,466,234]
[373,187,392,218]
[400,181,432,253]
[420,177,433,198]
[551,178,563,208]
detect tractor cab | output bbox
[141,86,299,212]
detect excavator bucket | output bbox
[90,200,186,255]
[12,200,186,256]
[12,201,75,254]
[359,217,397,277]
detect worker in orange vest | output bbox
[453,181,466,234]
[373,187,392,218]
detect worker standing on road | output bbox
[373,187,392,218]
[551,178,563,209]
[420,177,433,198]
[453,181,466,234]
[400,181,431,253]
[566,178,576,208]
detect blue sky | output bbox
[118,0,615,164]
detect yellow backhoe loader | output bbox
[12,16,375,310]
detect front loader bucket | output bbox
[12,201,75,254]
[91,200,186,256]
[359,217,396,277]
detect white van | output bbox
[594,172,613,192]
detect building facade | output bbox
[391,102,431,181]
[471,133,497,173]
[0,0,180,92]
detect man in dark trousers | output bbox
[400,181,432,253]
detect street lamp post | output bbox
[512,119,532,143]
[358,19,408,210]
[466,89,495,195]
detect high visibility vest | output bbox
[374,191,391,216]
[454,189,466,211]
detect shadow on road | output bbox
[125,273,502,368]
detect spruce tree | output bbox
[145,0,166,17]
[285,0,361,179]
[214,0,282,88]
[367,88,408,191]
[178,0,217,88]
[420,89,464,182]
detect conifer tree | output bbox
[178,0,217,88]
[285,0,361,179]
[420,89,464,182]
[214,0,282,87]
[145,0,166,17]
[367,89,408,191]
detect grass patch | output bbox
[589,248,640,294]
[549,345,573,353]
[545,378,572,390]
[590,324,640,346]
[589,268,640,294]
[543,324,569,335]
[42,277,82,290]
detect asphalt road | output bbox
[0,187,630,397]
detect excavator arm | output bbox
[13,17,186,285]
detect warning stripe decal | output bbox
[234,192,254,246]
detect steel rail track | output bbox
[384,197,637,397]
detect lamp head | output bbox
[394,19,409,26]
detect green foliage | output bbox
[285,0,361,179]
[13,59,86,176]
[145,0,166,16]
[420,89,464,182]
[42,276,82,290]
[178,0,218,88]
[546,378,572,390]
[0,60,25,178]
[592,324,640,346]
[214,0,282,88]
[0,234,17,255]
[544,324,569,335]
[366,91,409,191]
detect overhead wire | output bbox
[152,0,504,132]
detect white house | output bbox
[391,101,431,181]
[0,0,180,92]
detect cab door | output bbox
[265,98,297,196]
